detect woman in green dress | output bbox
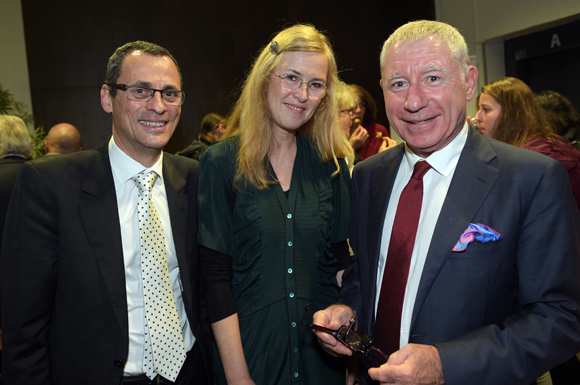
[198,24,354,384]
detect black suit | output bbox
[0,156,27,254]
[0,143,211,384]
[339,127,580,384]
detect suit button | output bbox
[113,359,125,369]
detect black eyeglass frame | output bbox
[301,304,388,367]
[109,83,187,106]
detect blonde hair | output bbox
[225,24,353,190]
[0,115,31,157]
[380,20,469,75]
[336,81,357,111]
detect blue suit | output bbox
[339,127,580,385]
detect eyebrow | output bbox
[133,80,179,90]
[387,65,444,82]
[285,68,326,83]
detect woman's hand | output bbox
[349,125,369,150]
[379,137,397,153]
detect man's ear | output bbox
[465,65,479,101]
[100,85,113,113]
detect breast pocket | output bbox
[448,238,507,259]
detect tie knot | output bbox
[411,161,431,180]
[131,171,158,193]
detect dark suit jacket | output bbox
[0,155,27,329]
[0,143,211,384]
[339,127,580,385]
[0,156,27,253]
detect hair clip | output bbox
[269,41,279,54]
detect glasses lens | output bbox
[307,82,326,97]
[280,75,299,91]
[161,90,183,105]
[127,85,153,101]
[365,348,388,367]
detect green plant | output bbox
[0,83,45,158]
[29,126,46,158]
[0,84,34,125]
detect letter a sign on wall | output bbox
[551,33,561,48]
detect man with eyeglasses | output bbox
[1,41,211,385]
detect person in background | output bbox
[471,77,580,210]
[0,115,31,372]
[349,84,393,159]
[535,90,580,146]
[44,122,82,155]
[176,112,226,160]
[337,82,396,169]
[314,20,580,385]
[198,24,353,385]
[1,41,211,384]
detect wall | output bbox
[437,0,580,116]
[0,0,33,125]
[15,0,435,152]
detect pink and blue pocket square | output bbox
[452,223,501,252]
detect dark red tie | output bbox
[374,160,432,356]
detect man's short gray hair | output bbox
[0,115,31,157]
[380,20,469,74]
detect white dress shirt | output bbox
[375,124,468,349]
[108,138,194,375]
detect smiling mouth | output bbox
[404,117,436,125]
[285,103,305,112]
[140,120,165,127]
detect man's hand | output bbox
[349,125,369,150]
[368,344,444,385]
[312,305,355,357]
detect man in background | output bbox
[44,122,82,154]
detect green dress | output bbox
[198,135,350,385]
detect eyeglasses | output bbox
[301,304,388,367]
[340,109,354,116]
[109,84,186,106]
[271,72,327,99]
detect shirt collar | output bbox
[108,137,164,185]
[402,122,468,177]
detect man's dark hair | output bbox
[104,41,182,96]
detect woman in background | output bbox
[349,84,392,160]
[471,77,580,210]
[198,24,353,385]
[176,112,226,160]
[337,82,395,169]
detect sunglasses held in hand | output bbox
[302,304,388,367]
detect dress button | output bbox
[291,322,297,327]
[289,292,294,298]
[288,241,293,247]
[113,359,125,369]
[294,372,299,378]
[288,268,293,273]
[293,348,298,353]
[287,213,292,219]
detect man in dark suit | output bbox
[314,21,580,385]
[1,41,211,384]
[0,115,31,256]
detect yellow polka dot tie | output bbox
[132,171,186,382]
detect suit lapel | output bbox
[410,128,500,330]
[77,143,129,340]
[366,146,404,314]
[163,157,192,311]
